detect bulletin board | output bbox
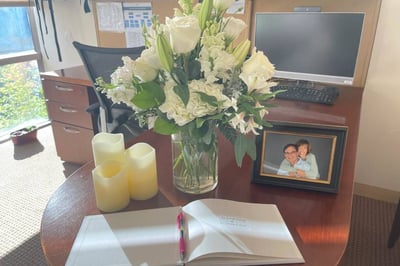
[93,0,252,48]
[93,0,381,88]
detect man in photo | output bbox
[277,143,308,177]
[277,142,320,179]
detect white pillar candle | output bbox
[126,142,158,200]
[92,160,130,212]
[92,132,125,166]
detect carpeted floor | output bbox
[0,125,81,265]
[339,196,400,266]
[0,125,399,265]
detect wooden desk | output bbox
[40,86,363,266]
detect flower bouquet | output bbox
[97,0,280,193]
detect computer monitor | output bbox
[254,12,365,85]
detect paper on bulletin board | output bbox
[123,2,152,48]
[96,2,125,32]
[227,0,245,14]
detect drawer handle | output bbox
[59,106,78,113]
[55,85,74,92]
[63,127,80,134]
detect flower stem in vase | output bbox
[172,125,218,194]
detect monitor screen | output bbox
[254,12,365,85]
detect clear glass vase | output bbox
[171,125,218,194]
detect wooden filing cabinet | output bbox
[41,66,98,164]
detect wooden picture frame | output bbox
[252,122,348,193]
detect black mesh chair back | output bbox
[72,41,147,141]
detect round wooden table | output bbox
[41,90,362,266]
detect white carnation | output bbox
[110,56,135,85]
[105,85,138,110]
[199,35,236,84]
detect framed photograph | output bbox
[252,122,348,193]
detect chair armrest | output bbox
[86,103,100,115]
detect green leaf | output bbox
[197,121,211,140]
[173,67,188,85]
[188,60,201,80]
[132,82,165,109]
[173,84,190,106]
[260,120,274,128]
[239,94,253,102]
[199,0,212,30]
[153,116,179,135]
[234,134,256,167]
[195,91,218,107]
[219,124,237,145]
[246,138,257,160]
[195,117,206,128]
[156,34,173,72]
[256,92,276,101]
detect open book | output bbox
[66,198,304,266]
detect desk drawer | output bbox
[46,101,93,129]
[42,79,90,106]
[51,121,94,164]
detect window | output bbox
[0,5,47,139]
[0,7,34,53]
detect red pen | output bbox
[177,210,186,261]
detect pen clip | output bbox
[177,210,184,229]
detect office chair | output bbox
[72,41,147,142]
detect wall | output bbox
[35,1,400,195]
[34,1,97,71]
[354,0,400,193]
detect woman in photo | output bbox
[295,139,320,179]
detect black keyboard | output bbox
[271,85,339,105]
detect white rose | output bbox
[129,48,161,82]
[140,47,162,70]
[214,0,234,11]
[240,48,276,92]
[133,59,158,82]
[166,15,201,54]
[223,17,247,43]
[242,48,275,78]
